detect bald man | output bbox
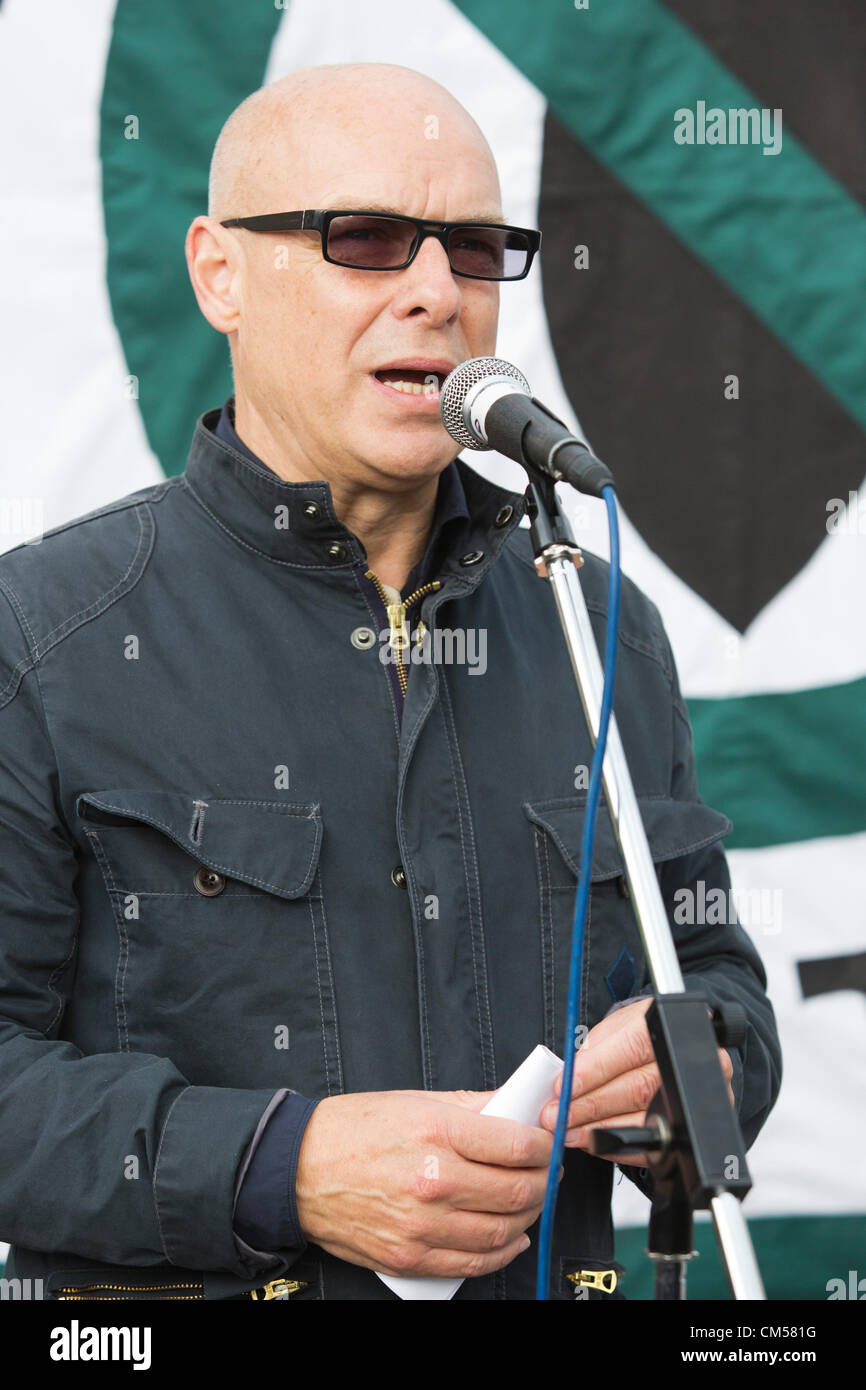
[0,63,780,1301]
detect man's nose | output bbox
[390,233,462,321]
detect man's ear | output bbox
[185,215,241,335]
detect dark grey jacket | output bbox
[0,409,781,1300]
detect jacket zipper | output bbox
[55,1275,309,1301]
[365,571,442,697]
[55,1280,204,1300]
[249,1277,309,1299]
[565,1267,619,1294]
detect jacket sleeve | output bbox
[232,1090,321,1252]
[0,582,299,1277]
[618,615,783,1200]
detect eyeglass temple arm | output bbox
[219,213,309,231]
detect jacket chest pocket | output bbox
[77,790,340,1097]
[523,793,732,1050]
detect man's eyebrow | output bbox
[325,202,506,223]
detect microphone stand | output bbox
[525,473,765,1301]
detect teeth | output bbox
[385,379,438,394]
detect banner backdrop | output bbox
[2,0,864,1299]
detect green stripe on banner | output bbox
[101,1,283,475]
[616,1212,866,1300]
[454,0,866,434]
[688,678,866,848]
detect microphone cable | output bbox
[536,484,622,1300]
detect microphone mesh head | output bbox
[439,356,531,450]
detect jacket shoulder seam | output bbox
[0,501,157,704]
[32,478,179,543]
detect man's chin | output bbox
[352,426,460,488]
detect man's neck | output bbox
[233,395,439,591]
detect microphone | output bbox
[439,356,615,497]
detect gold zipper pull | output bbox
[566,1268,618,1294]
[386,601,409,654]
[250,1277,308,1300]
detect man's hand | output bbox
[540,998,735,1166]
[295,1088,555,1279]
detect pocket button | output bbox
[193,866,226,897]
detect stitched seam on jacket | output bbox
[317,883,344,1092]
[394,840,432,1087]
[308,895,332,1097]
[84,828,130,1051]
[0,589,81,1032]
[535,827,555,1052]
[78,799,321,895]
[9,504,153,659]
[582,886,592,1031]
[394,585,480,1087]
[0,505,156,709]
[436,672,496,1089]
[308,876,343,1096]
[394,659,443,1092]
[523,800,731,874]
[201,799,320,815]
[153,1084,193,1263]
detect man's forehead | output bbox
[274,107,500,202]
[277,150,502,223]
[323,200,506,223]
[209,64,502,223]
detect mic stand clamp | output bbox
[590,996,750,1301]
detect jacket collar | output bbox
[182,406,528,587]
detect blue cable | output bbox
[536,484,621,1300]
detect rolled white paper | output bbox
[377,1044,564,1300]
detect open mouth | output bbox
[372,367,447,396]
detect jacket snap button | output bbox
[350,626,376,650]
[494,506,513,527]
[325,542,347,562]
[194,866,226,897]
[459,550,484,566]
[391,864,407,889]
[302,501,322,520]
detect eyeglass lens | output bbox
[325,215,530,278]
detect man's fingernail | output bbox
[520,1235,531,1251]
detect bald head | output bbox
[189,61,506,498]
[207,63,500,222]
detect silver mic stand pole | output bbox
[527,474,765,1302]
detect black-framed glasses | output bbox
[219,209,541,281]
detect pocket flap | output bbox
[76,790,322,899]
[523,794,732,881]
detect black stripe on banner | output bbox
[663,0,866,208]
[538,111,866,631]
